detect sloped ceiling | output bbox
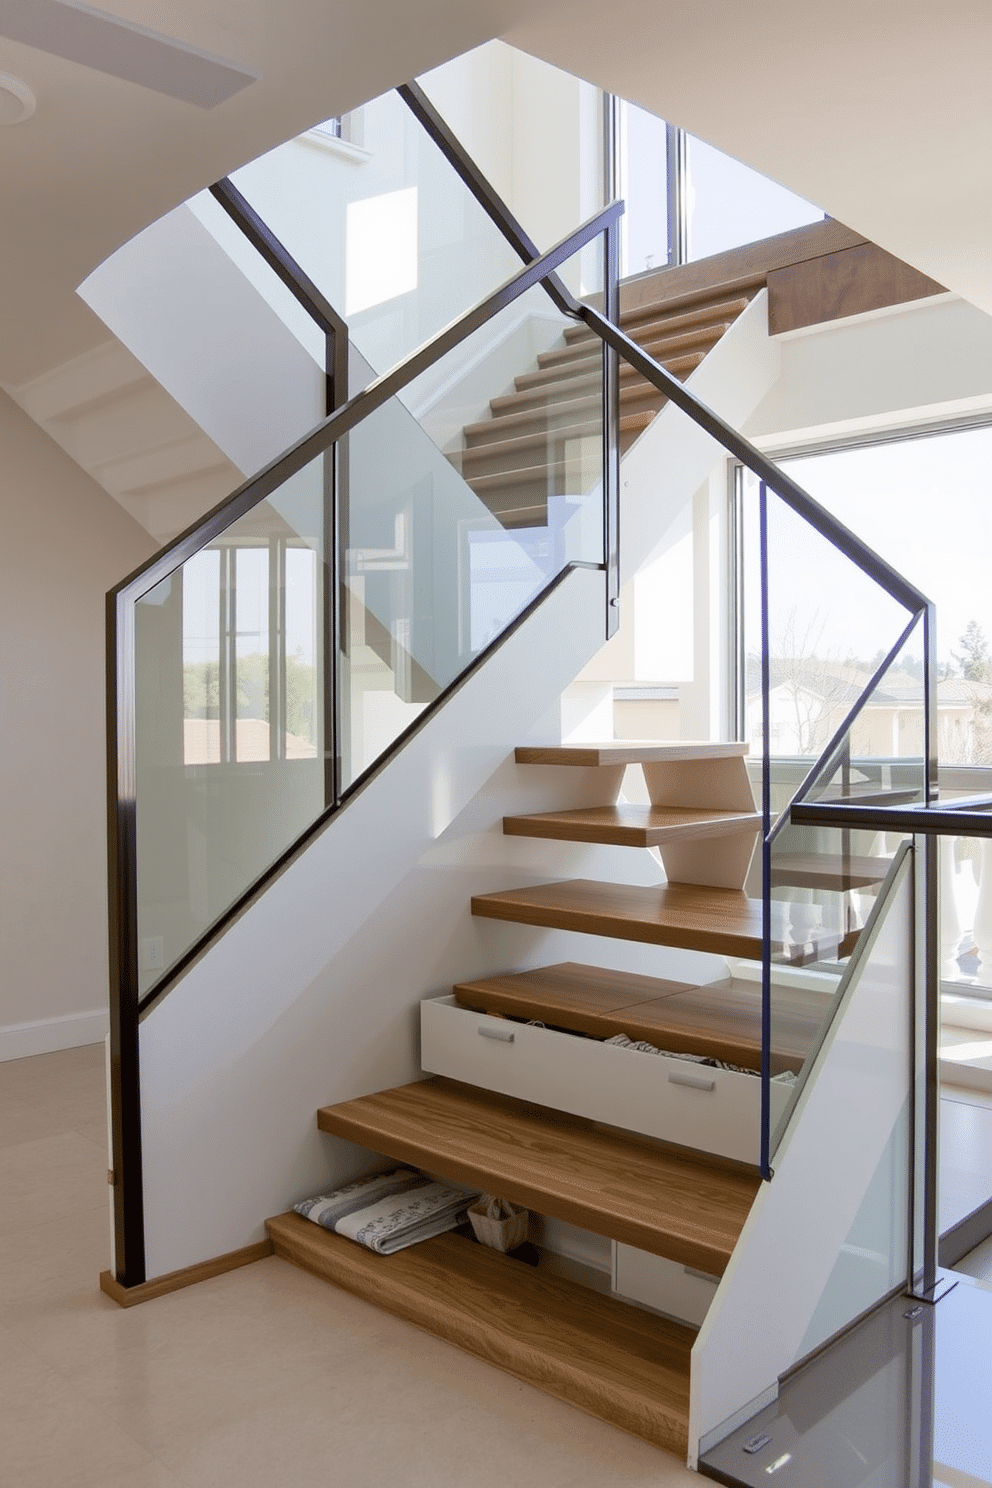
[2,0,991,388]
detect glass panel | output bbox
[134,458,327,997]
[133,232,608,990]
[684,132,824,262]
[740,470,919,808]
[340,264,606,787]
[778,427,992,768]
[418,41,607,274]
[230,87,523,384]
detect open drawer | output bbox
[421,993,792,1167]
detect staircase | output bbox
[265,740,836,1459]
[448,275,761,528]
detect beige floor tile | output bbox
[0,1202,110,1314]
[0,1129,107,1235]
[0,1320,156,1487]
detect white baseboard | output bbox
[0,1010,109,1062]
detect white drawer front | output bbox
[613,1241,719,1327]
[420,994,791,1166]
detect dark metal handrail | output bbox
[790,798,992,836]
[580,305,929,616]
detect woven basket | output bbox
[468,1195,529,1252]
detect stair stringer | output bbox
[136,564,731,1281]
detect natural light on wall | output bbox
[345,187,418,316]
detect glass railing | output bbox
[753,472,933,1174]
[340,278,605,787]
[227,87,528,387]
[595,322,933,1193]
[113,210,617,1003]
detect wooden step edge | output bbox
[457,420,601,468]
[487,374,672,425]
[514,741,750,765]
[514,348,703,394]
[618,270,766,320]
[501,804,762,848]
[470,879,773,961]
[540,320,728,371]
[316,1076,757,1271]
[466,463,583,496]
[266,1213,694,1456]
[464,394,601,443]
[563,294,751,345]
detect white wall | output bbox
[139,565,730,1277]
[745,295,992,447]
[0,392,156,1059]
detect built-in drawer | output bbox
[613,1241,719,1327]
[420,993,792,1167]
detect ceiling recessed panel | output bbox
[0,0,258,108]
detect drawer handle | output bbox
[478,1024,515,1043]
[668,1068,715,1092]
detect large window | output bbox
[735,419,992,995]
[618,100,824,279]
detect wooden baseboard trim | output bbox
[99,1238,274,1307]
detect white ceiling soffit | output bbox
[0,0,258,107]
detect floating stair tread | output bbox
[502,803,761,847]
[453,961,697,1030]
[452,962,823,1073]
[515,741,749,766]
[470,877,832,962]
[266,1212,695,1456]
[317,1076,759,1273]
[771,853,894,891]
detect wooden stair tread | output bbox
[538,321,726,372]
[465,381,666,447]
[454,960,697,1026]
[456,420,601,469]
[771,853,893,891]
[514,348,702,395]
[316,1076,759,1273]
[515,741,750,766]
[471,877,836,962]
[502,803,761,847]
[564,293,751,345]
[453,963,822,1073]
[266,1213,695,1456]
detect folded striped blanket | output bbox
[295,1168,477,1254]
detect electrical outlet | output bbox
[140,936,164,971]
